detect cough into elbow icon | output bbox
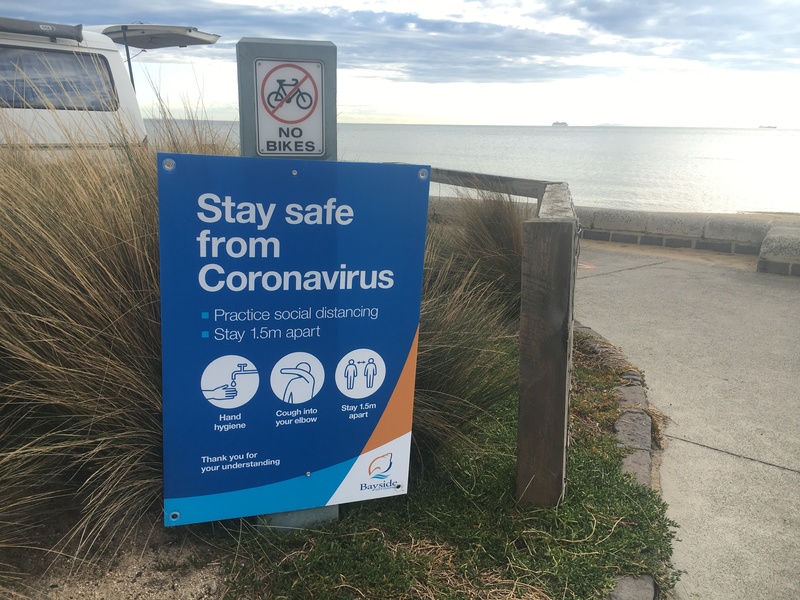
[279,361,315,404]
[270,352,326,404]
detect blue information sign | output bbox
[158,154,429,526]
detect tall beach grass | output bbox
[430,191,534,324]
[0,134,159,561]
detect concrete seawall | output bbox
[575,207,800,276]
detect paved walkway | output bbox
[574,240,800,600]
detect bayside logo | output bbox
[368,452,392,480]
[360,479,398,492]
[359,452,396,492]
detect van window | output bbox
[0,46,118,111]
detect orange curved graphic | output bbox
[361,328,419,454]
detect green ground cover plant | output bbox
[0,115,676,598]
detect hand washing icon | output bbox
[201,355,260,409]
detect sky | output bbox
[3,0,800,127]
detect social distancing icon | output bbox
[335,349,386,400]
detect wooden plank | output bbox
[430,167,552,200]
[516,217,577,506]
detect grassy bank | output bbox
[216,335,677,599]
[0,119,677,598]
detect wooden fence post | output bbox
[516,184,577,507]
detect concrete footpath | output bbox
[574,240,800,599]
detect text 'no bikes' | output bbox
[260,63,319,125]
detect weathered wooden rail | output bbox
[430,167,552,201]
[430,168,578,507]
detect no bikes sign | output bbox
[256,60,324,156]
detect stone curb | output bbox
[575,322,659,600]
[757,226,800,276]
[575,207,800,276]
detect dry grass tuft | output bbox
[440,190,535,323]
[386,537,550,600]
[412,226,518,458]
[0,132,163,563]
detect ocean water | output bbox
[338,124,799,215]
[153,120,800,215]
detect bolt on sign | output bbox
[158,154,430,526]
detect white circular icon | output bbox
[201,355,260,409]
[270,352,325,404]
[335,349,386,399]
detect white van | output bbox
[0,16,218,146]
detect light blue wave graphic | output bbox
[164,458,357,526]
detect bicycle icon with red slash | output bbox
[266,78,313,110]
[259,63,319,125]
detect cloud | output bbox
[543,0,799,65]
[3,0,798,87]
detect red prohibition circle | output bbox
[260,63,319,125]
